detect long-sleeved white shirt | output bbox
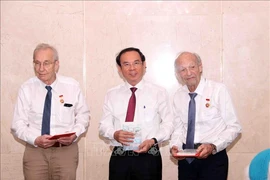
[11,74,90,146]
[170,77,241,153]
[99,79,174,147]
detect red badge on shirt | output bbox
[205,98,210,108]
[59,95,64,103]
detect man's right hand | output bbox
[34,135,56,149]
[171,145,185,160]
[113,130,135,145]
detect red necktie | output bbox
[125,87,137,122]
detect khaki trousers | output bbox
[23,143,78,180]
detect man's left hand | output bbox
[134,139,155,153]
[196,144,214,159]
[57,134,77,146]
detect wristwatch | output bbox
[152,138,158,145]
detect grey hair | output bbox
[33,43,59,61]
[174,51,202,72]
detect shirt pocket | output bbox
[59,105,75,124]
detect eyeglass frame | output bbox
[177,63,202,74]
[33,60,56,68]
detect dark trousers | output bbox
[109,145,162,180]
[178,149,228,180]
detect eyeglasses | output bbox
[33,61,55,68]
[177,64,201,74]
[121,61,143,69]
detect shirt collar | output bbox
[183,76,206,96]
[124,79,145,90]
[38,74,58,91]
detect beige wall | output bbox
[1,1,269,180]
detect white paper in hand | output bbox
[176,149,200,157]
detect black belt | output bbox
[182,143,202,149]
[112,144,160,156]
[51,142,67,147]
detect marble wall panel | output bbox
[223,2,269,153]
[1,1,86,180]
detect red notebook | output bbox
[176,149,200,157]
[49,132,75,140]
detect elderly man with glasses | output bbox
[11,43,90,180]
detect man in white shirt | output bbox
[11,43,90,180]
[170,51,242,180]
[99,47,173,180]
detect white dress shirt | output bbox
[11,74,90,146]
[170,77,241,153]
[99,79,174,147]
